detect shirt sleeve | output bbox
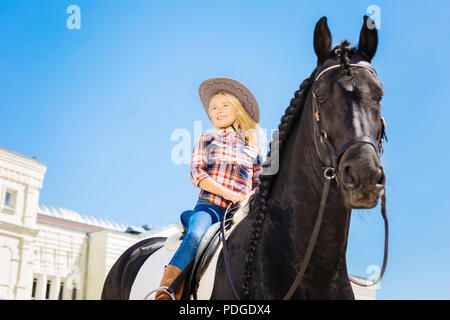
[190,134,211,187]
[252,147,264,189]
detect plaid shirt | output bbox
[190,128,264,208]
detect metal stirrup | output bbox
[144,286,176,300]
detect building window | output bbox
[59,282,64,300]
[71,287,77,300]
[31,278,37,300]
[3,188,17,212]
[4,192,10,206]
[45,280,51,300]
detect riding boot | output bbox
[149,264,186,300]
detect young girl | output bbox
[152,78,263,300]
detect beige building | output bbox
[0,147,181,300]
[0,146,376,300]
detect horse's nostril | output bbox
[377,168,386,185]
[344,166,350,175]
[343,166,355,187]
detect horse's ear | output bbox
[357,15,378,62]
[313,16,332,65]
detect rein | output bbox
[219,60,389,300]
[310,60,389,289]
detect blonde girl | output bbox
[151,78,263,300]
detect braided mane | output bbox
[333,40,357,75]
[242,70,316,297]
[242,40,356,297]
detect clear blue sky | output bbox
[1,0,449,299]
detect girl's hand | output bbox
[243,189,256,202]
[222,189,246,204]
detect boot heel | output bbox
[146,265,185,300]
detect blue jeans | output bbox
[168,198,227,270]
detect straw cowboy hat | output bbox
[198,78,260,123]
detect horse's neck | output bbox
[264,93,351,282]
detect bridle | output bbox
[305,59,389,292]
[220,59,389,300]
[311,59,387,180]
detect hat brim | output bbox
[198,78,260,123]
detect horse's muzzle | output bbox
[341,184,384,209]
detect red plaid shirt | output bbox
[190,128,264,208]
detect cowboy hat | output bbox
[198,77,260,123]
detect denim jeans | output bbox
[168,198,227,270]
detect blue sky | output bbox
[1,0,449,299]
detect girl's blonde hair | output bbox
[208,91,261,149]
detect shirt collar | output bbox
[217,127,235,137]
[216,127,246,143]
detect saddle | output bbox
[164,203,240,300]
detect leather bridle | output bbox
[311,59,387,181]
[220,60,389,300]
[305,59,389,292]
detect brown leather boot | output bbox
[149,265,186,300]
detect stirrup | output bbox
[144,286,176,300]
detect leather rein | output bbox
[220,59,389,300]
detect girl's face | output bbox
[209,94,238,129]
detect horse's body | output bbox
[102,15,386,300]
[210,84,354,299]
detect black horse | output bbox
[102,15,386,300]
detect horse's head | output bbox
[311,16,386,209]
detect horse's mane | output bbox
[242,40,356,297]
[333,40,357,72]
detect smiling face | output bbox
[209,93,238,129]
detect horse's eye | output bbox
[371,93,383,102]
[316,95,327,104]
[372,95,382,103]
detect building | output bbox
[0,147,181,300]
[32,204,181,300]
[0,146,376,300]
